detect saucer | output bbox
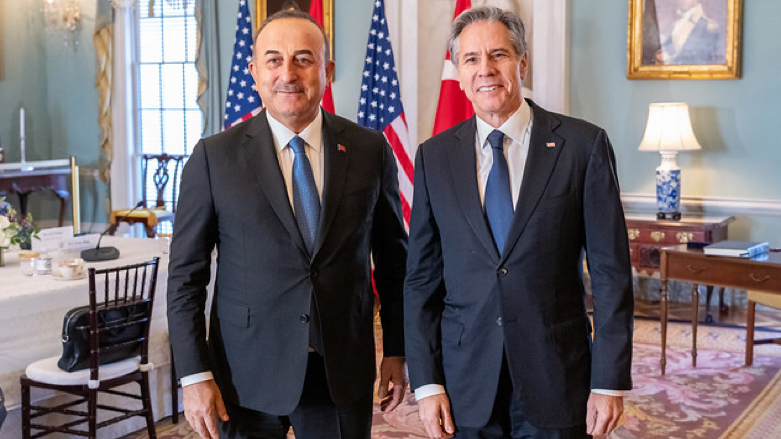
[52,272,87,281]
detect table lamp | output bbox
[638,102,702,220]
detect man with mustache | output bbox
[168,9,408,439]
[404,6,633,438]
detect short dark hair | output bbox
[449,6,528,66]
[253,9,331,61]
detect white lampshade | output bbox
[638,102,702,153]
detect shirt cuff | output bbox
[415,384,446,400]
[180,371,215,387]
[591,388,625,397]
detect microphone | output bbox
[81,201,145,262]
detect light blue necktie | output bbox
[289,136,320,254]
[484,130,513,254]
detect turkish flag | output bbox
[431,0,473,136]
[309,0,335,113]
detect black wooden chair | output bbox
[109,154,186,238]
[20,258,161,438]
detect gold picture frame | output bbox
[254,0,334,58]
[627,0,742,79]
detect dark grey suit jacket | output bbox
[168,109,407,415]
[404,100,633,429]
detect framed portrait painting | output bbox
[627,0,742,79]
[254,0,334,57]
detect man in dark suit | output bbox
[167,10,408,439]
[404,7,633,439]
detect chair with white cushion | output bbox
[746,289,781,366]
[20,258,160,439]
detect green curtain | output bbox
[196,0,223,136]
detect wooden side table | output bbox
[659,246,781,374]
[0,169,71,226]
[625,215,735,319]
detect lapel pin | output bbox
[546,142,556,148]
[337,144,347,153]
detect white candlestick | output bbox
[20,106,32,170]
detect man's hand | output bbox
[183,379,229,439]
[378,356,407,412]
[586,392,624,437]
[417,393,455,439]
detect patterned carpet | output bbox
[126,319,781,439]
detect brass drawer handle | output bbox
[676,232,693,243]
[749,273,771,283]
[628,229,640,240]
[651,231,665,242]
[686,265,705,274]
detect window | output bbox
[135,0,201,234]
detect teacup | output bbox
[59,263,83,279]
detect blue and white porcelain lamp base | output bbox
[655,152,682,220]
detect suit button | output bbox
[496,317,503,326]
[497,268,508,276]
[300,314,310,323]
[310,270,319,279]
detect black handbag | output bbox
[57,303,147,372]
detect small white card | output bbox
[32,226,74,252]
[59,234,101,256]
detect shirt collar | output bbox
[678,3,704,22]
[476,99,532,149]
[267,109,323,154]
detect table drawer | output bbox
[664,254,781,292]
[627,228,708,245]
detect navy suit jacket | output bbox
[168,109,407,415]
[404,100,633,428]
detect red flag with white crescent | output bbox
[431,0,473,135]
[309,0,335,113]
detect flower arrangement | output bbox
[0,196,40,250]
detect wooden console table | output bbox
[0,168,70,226]
[626,215,734,273]
[659,246,781,375]
[626,215,735,319]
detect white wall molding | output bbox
[110,6,139,213]
[386,0,419,147]
[622,193,781,217]
[531,0,569,114]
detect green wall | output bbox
[4,0,779,245]
[570,1,781,244]
[0,1,103,227]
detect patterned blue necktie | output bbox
[484,130,513,254]
[289,136,320,254]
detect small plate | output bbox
[52,272,87,281]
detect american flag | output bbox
[357,0,414,225]
[431,0,473,136]
[224,0,262,130]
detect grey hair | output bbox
[448,6,528,66]
[253,9,331,61]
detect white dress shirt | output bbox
[180,111,326,388]
[414,101,623,400]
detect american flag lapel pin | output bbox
[337,144,347,153]
[546,142,556,148]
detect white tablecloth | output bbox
[0,237,177,438]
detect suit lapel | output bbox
[500,101,564,263]
[448,117,500,261]
[313,112,349,256]
[241,110,308,255]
